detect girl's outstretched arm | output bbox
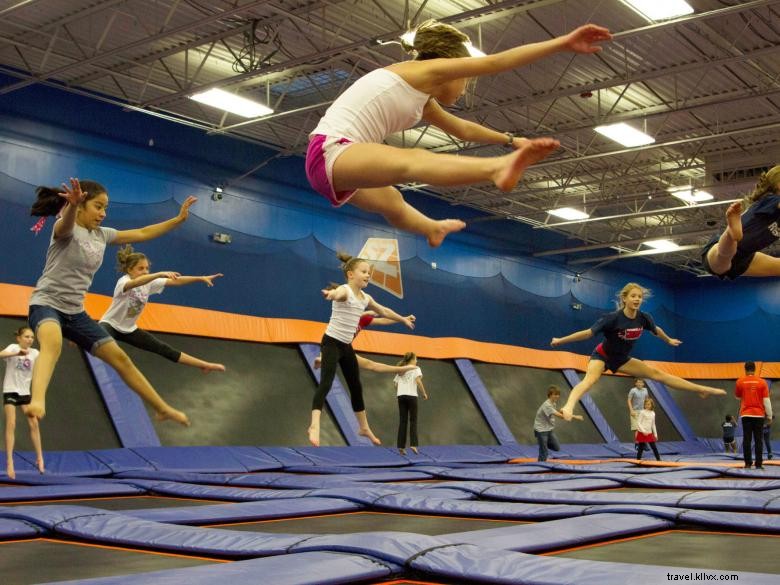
[366,299,415,330]
[399,24,611,89]
[114,196,196,245]
[0,347,28,358]
[53,178,87,239]
[655,326,682,347]
[372,314,416,327]
[123,271,180,292]
[165,273,224,287]
[357,355,417,374]
[322,284,348,302]
[550,329,593,347]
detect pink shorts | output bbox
[305,134,356,207]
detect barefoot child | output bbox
[308,252,414,446]
[100,245,225,372]
[702,165,780,278]
[307,20,611,247]
[635,398,661,461]
[551,283,726,420]
[1,327,43,478]
[27,178,190,425]
[394,352,428,455]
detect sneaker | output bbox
[756,465,764,469]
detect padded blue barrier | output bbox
[1,505,316,556]
[645,380,697,442]
[454,359,517,445]
[440,512,672,552]
[256,447,319,467]
[556,443,622,458]
[117,479,315,502]
[408,544,779,584]
[489,443,539,459]
[562,370,619,443]
[46,552,399,585]
[299,343,372,446]
[0,517,45,539]
[127,497,362,525]
[14,450,112,476]
[87,449,157,473]
[0,482,144,503]
[582,505,780,532]
[413,445,508,464]
[0,453,37,475]
[84,352,160,448]
[290,446,408,467]
[724,467,780,479]
[129,446,281,472]
[624,475,780,490]
[114,470,236,484]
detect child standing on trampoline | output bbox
[2,327,43,478]
[27,178,190,426]
[306,20,611,247]
[533,385,583,462]
[550,283,726,421]
[702,164,780,279]
[635,398,661,461]
[393,352,428,455]
[722,414,738,454]
[309,252,414,446]
[100,245,225,373]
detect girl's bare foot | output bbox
[725,202,743,242]
[36,458,45,474]
[6,464,15,480]
[427,219,466,248]
[26,401,45,420]
[308,425,320,447]
[410,446,419,454]
[200,362,226,374]
[155,407,190,426]
[494,138,559,192]
[359,428,382,445]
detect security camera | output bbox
[211,186,224,201]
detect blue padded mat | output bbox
[129,446,281,472]
[44,551,399,585]
[0,482,144,503]
[0,517,44,539]
[14,450,112,476]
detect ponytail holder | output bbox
[30,217,47,235]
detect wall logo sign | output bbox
[358,238,403,299]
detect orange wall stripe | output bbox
[1,282,774,378]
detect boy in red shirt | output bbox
[735,361,773,469]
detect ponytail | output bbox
[116,245,148,273]
[336,251,368,279]
[744,165,780,208]
[397,352,416,366]
[401,19,471,61]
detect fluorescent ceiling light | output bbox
[594,123,655,147]
[190,88,273,118]
[400,31,486,57]
[620,0,693,21]
[548,207,589,221]
[643,239,681,252]
[669,187,714,204]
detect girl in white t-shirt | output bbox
[100,245,225,372]
[309,252,414,447]
[393,352,428,455]
[1,327,43,478]
[306,20,610,247]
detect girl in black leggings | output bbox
[308,252,414,447]
[100,245,225,372]
[394,352,428,455]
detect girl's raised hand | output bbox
[177,196,198,221]
[402,316,415,330]
[550,337,561,347]
[322,288,336,300]
[159,271,181,280]
[202,273,224,287]
[564,24,612,54]
[668,338,683,347]
[59,177,87,207]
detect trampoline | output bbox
[2,445,780,584]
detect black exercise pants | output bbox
[312,334,364,412]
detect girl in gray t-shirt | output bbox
[27,178,195,427]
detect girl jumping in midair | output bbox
[307,20,612,247]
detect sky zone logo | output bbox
[358,237,403,299]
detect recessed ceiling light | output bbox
[643,239,681,252]
[190,88,273,118]
[594,123,655,147]
[669,187,714,204]
[619,0,694,21]
[548,207,589,221]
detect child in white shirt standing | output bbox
[394,352,428,455]
[635,398,661,461]
[1,327,43,478]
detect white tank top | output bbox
[311,68,430,143]
[325,285,372,344]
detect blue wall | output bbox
[1,79,775,362]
